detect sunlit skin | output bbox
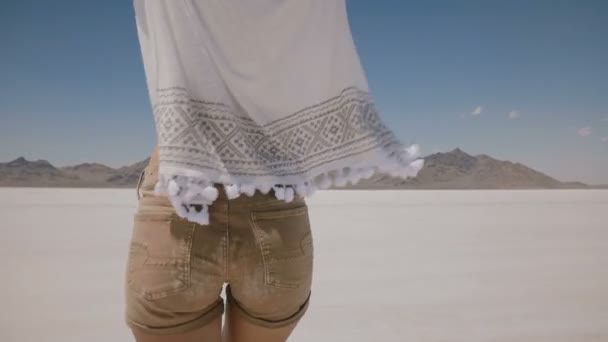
[150,145,159,165]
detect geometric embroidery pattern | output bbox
[153,86,398,177]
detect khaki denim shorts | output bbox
[124,158,314,335]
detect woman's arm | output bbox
[150,145,160,165]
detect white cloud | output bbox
[577,126,592,137]
[508,110,520,119]
[601,136,608,143]
[471,106,483,116]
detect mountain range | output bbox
[0,156,150,188]
[0,148,605,189]
[348,148,603,189]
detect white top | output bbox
[133,0,424,224]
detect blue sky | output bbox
[1,0,607,184]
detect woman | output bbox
[127,144,313,342]
[125,1,423,341]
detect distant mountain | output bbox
[0,157,149,188]
[0,150,604,189]
[346,148,599,189]
[106,158,150,186]
[59,163,118,186]
[0,157,80,187]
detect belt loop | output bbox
[136,168,146,200]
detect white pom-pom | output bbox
[256,182,272,195]
[169,196,188,218]
[183,184,205,202]
[361,167,376,180]
[348,169,363,185]
[187,205,209,225]
[405,144,421,159]
[201,186,219,202]
[294,183,307,197]
[305,184,317,197]
[406,159,425,177]
[273,186,286,200]
[167,179,180,196]
[284,187,295,203]
[393,159,425,179]
[333,170,348,187]
[316,174,331,189]
[241,184,256,197]
[225,184,241,199]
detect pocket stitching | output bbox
[250,206,311,289]
[127,217,196,300]
[249,215,276,288]
[251,206,307,221]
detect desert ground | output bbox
[1,188,607,342]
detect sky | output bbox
[1,0,607,184]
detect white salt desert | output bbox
[1,188,607,341]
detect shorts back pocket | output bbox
[126,212,196,300]
[250,205,314,289]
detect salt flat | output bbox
[1,188,607,342]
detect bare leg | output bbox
[222,301,301,342]
[130,314,222,342]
